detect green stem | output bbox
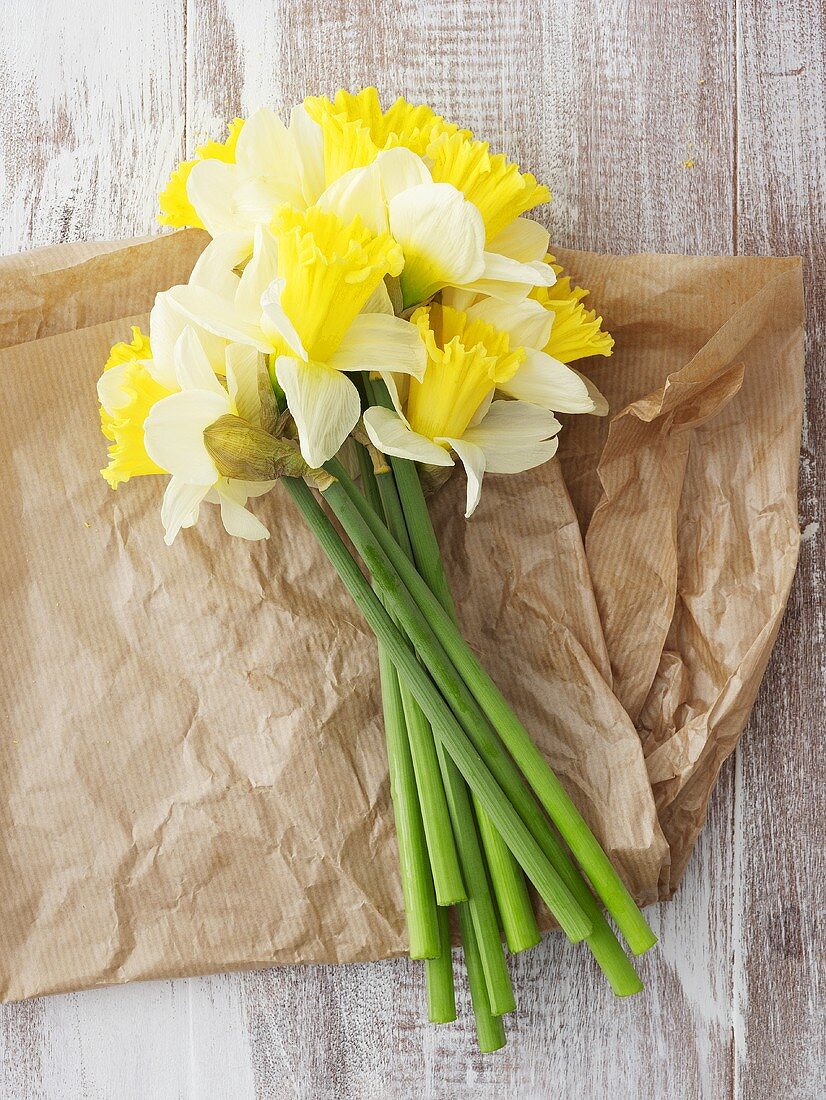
[475,805,541,953]
[371,461,512,1011]
[434,736,515,1016]
[377,644,440,959]
[360,458,465,907]
[281,477,591,944]
[355,441,383,515]
[398,690,467,906]
[425,907,456,1023]
[321,459,655,957]
[460,904,507,1053]
[328,456,642,992]
[357,412,540,957]
[359,446,461,1007]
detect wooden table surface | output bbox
[1,2,823,1097]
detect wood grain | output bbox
[734,2,825,1097]
[0,0,822,1096]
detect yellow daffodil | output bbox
[363,304,561,516]
[163,107,325,252]
[158,118,245,229]
[103,326,152,370]
[532,255,615,365]
[143,328,275,544]
[427,131,550,243]
[97,290,229,487]
[445,293,608,415]
[167,211,426,467]
[304,87,465,180]
[98,328,172,488]
[317,146,555,310]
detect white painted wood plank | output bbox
[0,0,186,255]
[186,975,257,1100]
[35,982,190,1100]
[734,2,826,1096]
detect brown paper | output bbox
[0,232,803,1001]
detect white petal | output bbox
[234,108,304,206]
[147,293,188,388]
[361,278,395,315]
[438,436,486,517]
[235,225,280,320]
[174,327,227,395]
[290,105,325,204]
[326,314,426,379]
[440,286,478,313]
[487,217,550,263]
[167,284,273,353]
[318,164,388,235]
[467,296,553,351]
[275,356,361,468]
[377,372,411,424]
[189,234,247,298]
[160,477,211,546]
[225,343,263,422]
[463,400,561,474]
[571,368,610,416]
[186,159,243,238]
[363,406,454,467]
[234,478,277,500]
[459,252,557,302]
[498,348,597,413]
[97,363,131,414]
[375,147,432,201]
[216,480,270,540]
[230,177,290,227]
[149,292,228,386]
[144,390,228,483]
[260,279,307,358]
[389,183,485,305]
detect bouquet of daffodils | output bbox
[97,88,654,1051]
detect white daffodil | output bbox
[363,303,561,517]
[142,234,252,390]
[168,212,426,468]
[445,216,558,306]
[143,327,275,545]
[455,294,608,416]
[184,106,325,252]
[317,148,555,311]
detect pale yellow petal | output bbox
[275,355,362,468]
[388,183,485,308]
[363,406,454,466]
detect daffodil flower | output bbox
[97,252,241,488]
[304,87,466,167]
[454,294,608,416]
[146,290,230,393]
[317,146,556,311]
[363,303,562,517]
[97,327,172,488]
[531,255,616,366]
[179,106,325,253]
[427,131,550,241]
[158,118,245,230]
[167,212,427,468]
[143,328,275,545]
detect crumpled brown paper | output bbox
[0,232,803,1002]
